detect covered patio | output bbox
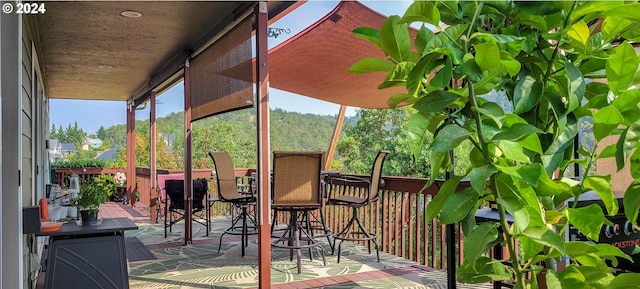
[43,200,490,289]
[2,1,475,288]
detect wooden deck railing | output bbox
[321,175,465,270]
[52,166,463,270]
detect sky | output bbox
[50,1,412,134]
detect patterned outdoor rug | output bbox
[124,220,491,289]
[125,237,157,262]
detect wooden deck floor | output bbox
[39,202,492,289]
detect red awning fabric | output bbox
[268,1,409,109]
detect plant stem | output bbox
[464,1,484,53]
[469,81,526,288]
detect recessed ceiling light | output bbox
[120,10,142,18]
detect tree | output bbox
[96,125,107,140]
[352,1,640,288]
[65,122,86,147]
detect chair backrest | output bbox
[272,151,324,206]
[209,151,243,201]
[164,179,208,210]
[157,173,185,200]
[368,150,390,202]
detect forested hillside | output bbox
[95,108,341,169]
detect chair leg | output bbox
[352,211,380,262]
[333,209,357,257]
[318,209,333,251]
[164,203,168,238]
[270,210,278,237]
[242,206,247,257]
[218,205,241,253]
[333,206,379,263]
[303,211,314,261]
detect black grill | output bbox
[569,192,640,272]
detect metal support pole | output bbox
[183,60,193,245]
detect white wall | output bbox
[1,10,24,289]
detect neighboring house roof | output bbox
[96,149,117,161]
[60,143,76,152]
[86,138,103,148]
[48,139,61,149]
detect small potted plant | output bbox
[70,174,114,225]
[112,172,127,202]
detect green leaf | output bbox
[380,16,411,62]
[387,93,415,108]
[567,204,606,242]
[413,90,461,114]
[460,54,484,82]
[348,58,395,74]
[602,3,640,22]
[618,120,640,170]
[475,102,505,128]
[431,59,453,89]
[468,32,513,44]
[513,75,542,114]
[401,1,440,26]
[474,42,501,71]
[616,128,629,171]
[593,106,624,141]
[463,223,499,267]
[545,210,566,225]
[571,1,623,23]
[497,141,530,163]
[557,265,590,289]
[415,25,436,55]
[521,226,565,255]
[520,134,544,155]
[521,235,545,260]
[623,181,640,228]
[406,112,436,161]
[516,1,564,15]
[431,124,471,152]
[544,120,578,156]
[469,165,497,194]
[607,273,640,289]
[515,13,547,31]
[378,61,413,89]
[492,123,542,142]
[352,27,380,47]
[565,60,586,113]
[457,256,511,284]
[495,163,542,187]
[537,174,572,196]
[631,149,640,179]
[427,151,448,187]
[607,41,640,95]
[584,175,618,216]
[427,175,464,220]
[577,266,615,289]
[441,187,477,224]
[565,241,598,258]
[474,66,507,95]
[594,243,633,262]
[407,52,442,96]
[613,90,640,114]
[497,197,529,233]
[500,55,521,77]
[566,20,590,48]
[602,16,634,43]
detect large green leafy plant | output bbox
[351,1,640,288]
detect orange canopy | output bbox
[268,1,409,109]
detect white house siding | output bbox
[1,11,24,289]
